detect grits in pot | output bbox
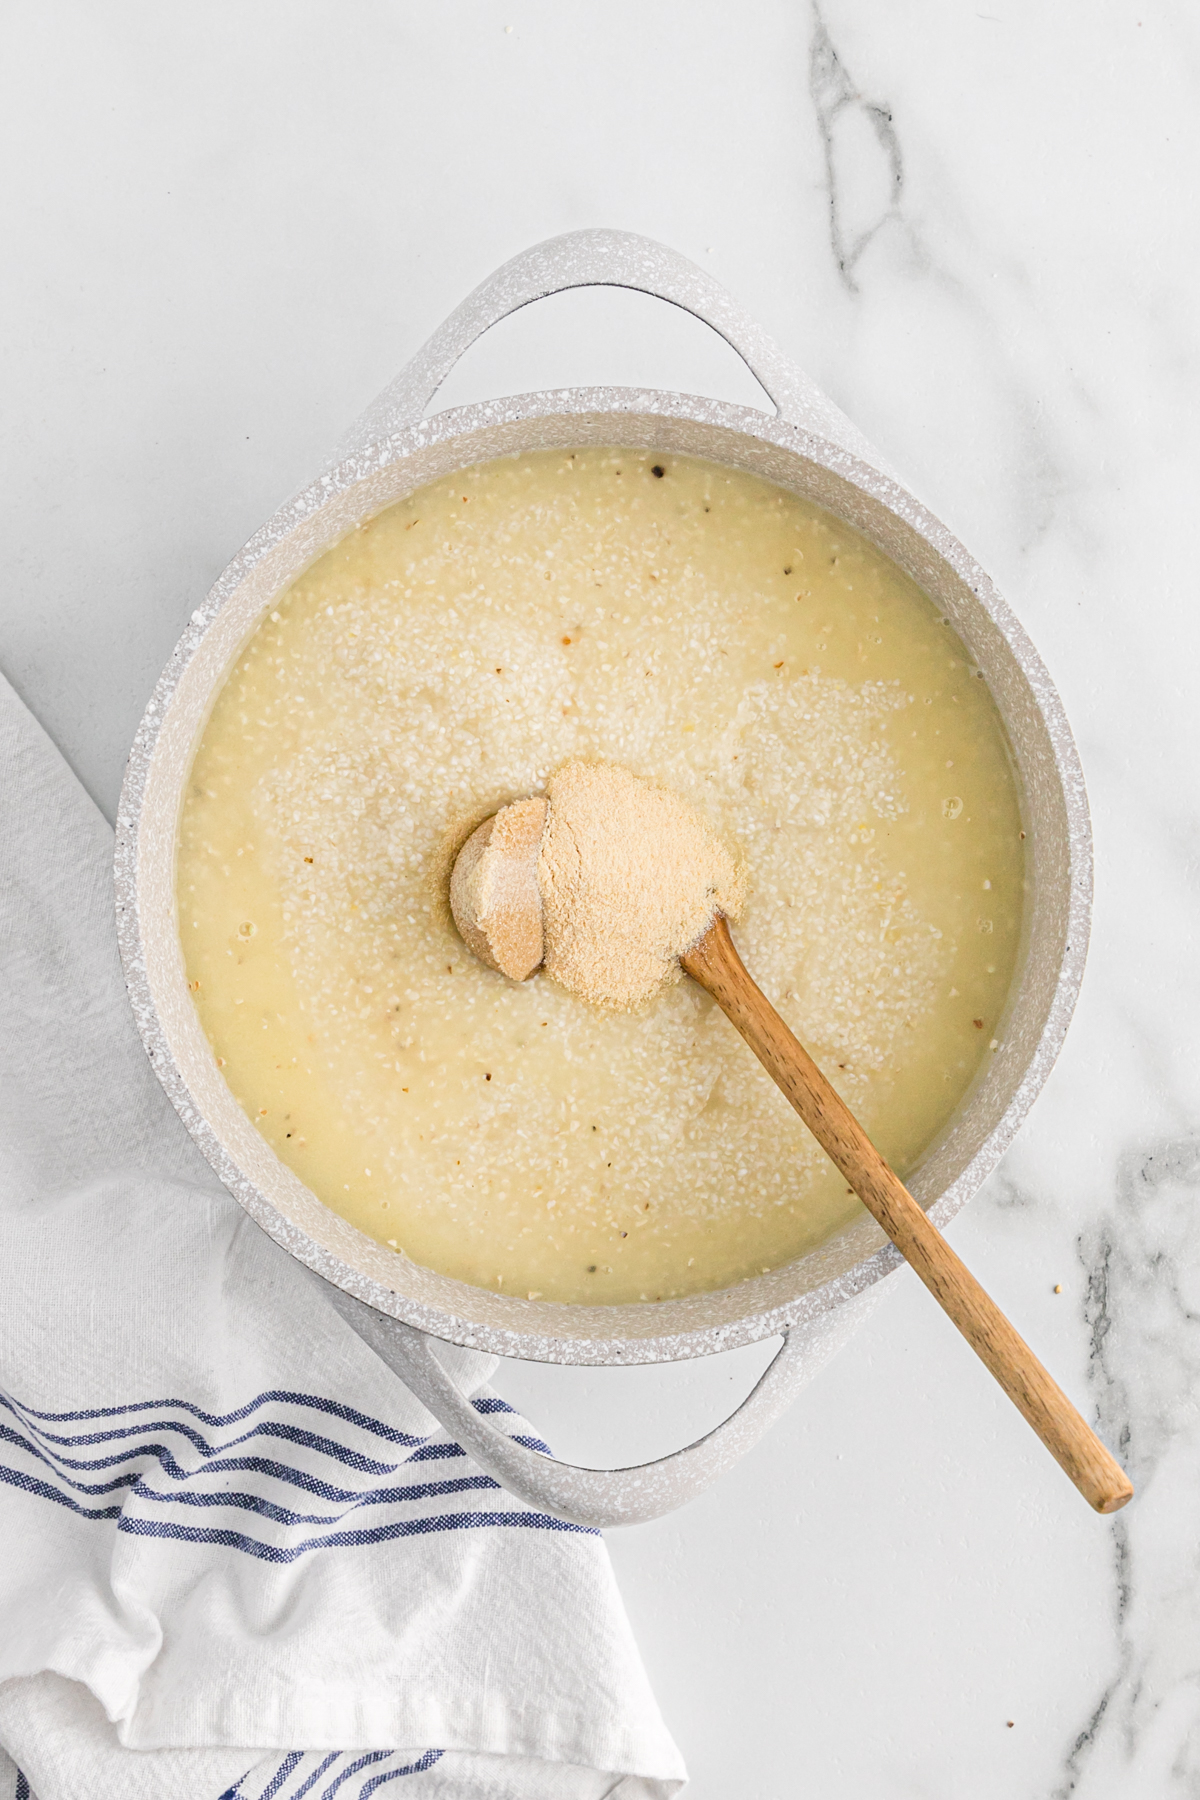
[176,447,1024,1305]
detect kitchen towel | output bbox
[0,670,685,1800]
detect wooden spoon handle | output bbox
[682,916,1132,1516]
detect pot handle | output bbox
[331,228,882,471]
[325,1285,874,1528]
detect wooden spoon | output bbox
[682,914,1132,1515]
[450,806,1132,1515]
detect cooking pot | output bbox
[115,230,1091,1528]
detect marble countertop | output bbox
[3,3,1197,1793]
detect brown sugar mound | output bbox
[453,760,743,1008]
[539,761,744,1007]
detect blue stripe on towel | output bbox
[120,1506,591,1559]
[1,1391,548,1469]
[0,1380,596,1557]
[0,1418,421,1507]
[321,1752,394,1797]
[134,1471,501,1525]
[323,1750,443,1798]
[223,1749,444,1800]
[11,1391,433,1447]
[0,1459,123,1520]
[1,1416,473,1505]
[0,1393,446,1483]
[0,1403,413,1476]
[0,1460,593,1551]
[511,1433,553,1455]
[257,1751,305,1799]
[470,1398,552,1456]
[283,1753,341,1800]
[0,1413,512,1524]
[406,1441,465,1463]
[358,1754,444,1795]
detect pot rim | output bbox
[115,384,1092,1366]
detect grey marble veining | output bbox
[809,6,904,292]
[1061,1141,1200,1793]
[1,1,1196,1794]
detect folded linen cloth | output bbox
[0,672,685,1800]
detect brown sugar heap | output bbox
[538,761,744,1007]
[452,760,744,1008]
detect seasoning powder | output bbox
[537,761,743,1008]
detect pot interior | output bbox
[119,396,1086,1365]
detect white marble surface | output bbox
[3,3,1198,1793]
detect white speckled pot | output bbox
[115,232,1091,1527]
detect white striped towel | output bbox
[0,672,685,1800]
